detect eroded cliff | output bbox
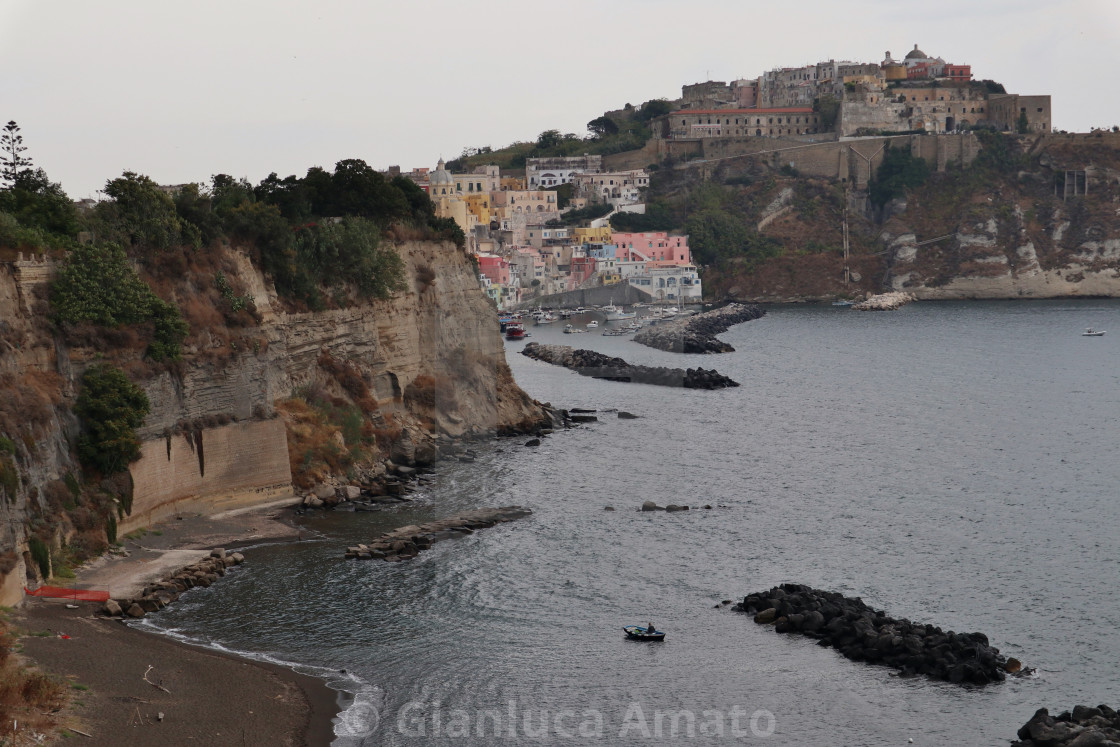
[0,239,547,604]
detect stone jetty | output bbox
[100,548,245,619]
[344,506,531,561]
[633,303,765,354]
[1012,705,1120,746]
[852,291,916,311]
[521,343,738,389]
[736,583,1020,685]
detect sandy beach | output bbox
[14,500,339,746]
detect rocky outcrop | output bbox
[632,303,765,354]
[100,548,245,619]
[736,584,1020,685]
[852,291,915,311]
[1012,706,1120,746]
[345,506,531,561]
[521,343,738,389]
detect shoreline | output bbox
[15,499,343,746]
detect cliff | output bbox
[0,240,547,605]
[698,133,1120,302]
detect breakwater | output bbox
[344,506,532,561]
[520,343,738,389]
[632,303,766,353]
[1012,706,1120,746]
[736,584,1019,685]
[100,549,244,619]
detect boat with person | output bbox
[623,625,665,642]
[505,323,528,340]
[1083,328,1106,336]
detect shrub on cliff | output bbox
[50,243,189,360]
[74,364,150,476]
[292,218,405,300]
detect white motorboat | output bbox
[602,302,636,321]
[1083,328,1106,336]
[585,320,599,329]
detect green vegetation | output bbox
[558,202,612,226]
[95,171,194,251]
[869,144,931,208]
[0,455,17,502]
[27,536,49,578]
[0,121,32,187]
[74,364,151,477]
[50,242,189,361]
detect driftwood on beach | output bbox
[345,506,532,561]
[632,303,765,354]
[520,343,739,389]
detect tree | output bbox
[0,121,32,186]
[638,100,673,122]
[1017,111,1030,134]
[0,167,79,237]
[587,116,619,139]
[74,364,150,476]
[536,130,563,150]
[814,95,841,131]
[98,171,188,250]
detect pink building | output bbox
[611,232,691,265]
[569,256,598,288]
[477,254,511,286]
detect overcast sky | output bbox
[2,0,1117,199]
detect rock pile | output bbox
[1012,705,1120,746]
[633,303,765,354]
[345,506,532,561]
[100,548,244,619]
[736,583,1018,685]
[852,292,916,311]
[521,343,738,389]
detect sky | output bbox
[1,0,1118,199]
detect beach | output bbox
[13,500,339,747]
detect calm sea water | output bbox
[144,300,1120,746]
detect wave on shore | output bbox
[132,620,382,742]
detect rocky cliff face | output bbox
[706,133,1120,302]
[0,240,547,604]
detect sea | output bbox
[140,299,1120,746]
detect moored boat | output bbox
[505,323,528,340]
[603,302,636,321]
[623,625,665,642]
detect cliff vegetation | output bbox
[0,136,545,601]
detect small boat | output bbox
[562,324,584,334]
[574,307,586,314]
[623,625,665,642]
[585,321,599,329]
[602,328,626,336]
[1083,328,1106,336]
[559,309,572,319]
[832,300,853,307]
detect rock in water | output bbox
[633,302,765,354]
[736,583,1017,685]
[521,343,738,389]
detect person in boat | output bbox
[647,622,656,634]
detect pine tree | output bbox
[1,120,33,186]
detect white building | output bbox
[626,264,703,302]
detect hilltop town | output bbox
[392,44,1051,309]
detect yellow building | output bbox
[573,226,612,245]
[463,193,495,226]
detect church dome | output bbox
[430,158,453,185]
[905,45,927,60]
